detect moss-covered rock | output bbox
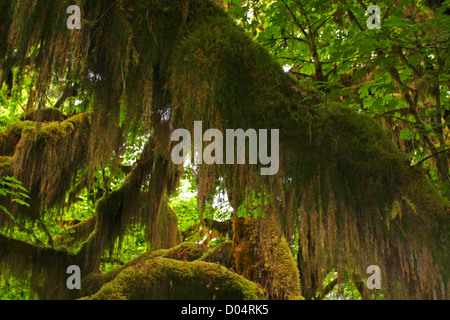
[83,258,264,300]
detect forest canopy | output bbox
[0,0,448,300]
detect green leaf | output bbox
[0,205,15,221]
[399,128,414,140]
[12,199,30,207]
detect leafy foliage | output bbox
[228,0,450,197]
[0,176,29,219]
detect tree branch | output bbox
[315,276,339,300]
[415,148,450,166]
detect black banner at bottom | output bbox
[0,300,444,319]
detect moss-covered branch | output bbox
[55,216,96,247]
[79,242,209,298]
[0,112,94,223]
[77,240,264,300]
[83,258,263,300]
[0,234,76,299]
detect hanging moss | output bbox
[0,121,25,156]
[0,112,94,223]
[283,104,449,299]
[169,2,295,132]
[54,216,96,247]
[0,234,77,300]
[83,258,263,300]
[182,219,232,245]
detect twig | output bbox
[415,149,450,166]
